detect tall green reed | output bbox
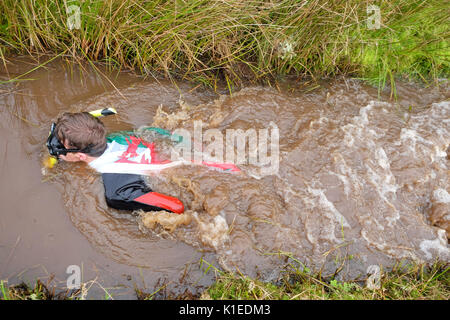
[0,0,448,92]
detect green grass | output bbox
[204,260,450,300]
[0,279,73,300]
[0,0,448,93]
[1,260,448,300]
[0,278,116,300]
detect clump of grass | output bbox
[0,0,448,93]
[0,279,76,300]
[204,260,450,300]
[0,277,118,300]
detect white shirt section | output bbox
[88,140,186,174]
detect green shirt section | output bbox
[106,127,183,146]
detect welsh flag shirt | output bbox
[89,129,240,174]
[89,132,184,174]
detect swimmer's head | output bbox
[48,112,107,162]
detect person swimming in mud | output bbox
[45,111,240,215]
[46,111,186,214]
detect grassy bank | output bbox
[204,260,450,300]
[1,261,449,300]
[0,0,448,93]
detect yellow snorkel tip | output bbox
[89,107,117,118]
[43,156,58,169]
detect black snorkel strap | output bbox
[84,143,107,157]
[54,142,105,157]
[46,122,106,158]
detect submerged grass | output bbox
[0,0,448,93]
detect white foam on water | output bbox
[366,265,381,290]
[419,232,450,261]
[341,101,387,148]
[309,116,329,128]
[307,187,350,229]
[333,171,351,198]
[331,153,363,198]
[301,187,346,249]
[361,229,387,251]
[366,165,398,197]
[342,128,355,147]
[399,101,450,162]
[433,188,450,204]
[364,166,399,227]
[358,103,373,125]
[374,147,389,170]
[399,128,433,154]
[434,147,447,159]
[372,147,398,197]
[193,213,230,250]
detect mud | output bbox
[137,81,449,280]
[0,56,448,298]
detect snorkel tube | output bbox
[44,108,117,168]
[88,108,117,117]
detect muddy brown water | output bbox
[0,56,448,298]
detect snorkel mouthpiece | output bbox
[43,155,58,169]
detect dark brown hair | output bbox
[55,112,107,157]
